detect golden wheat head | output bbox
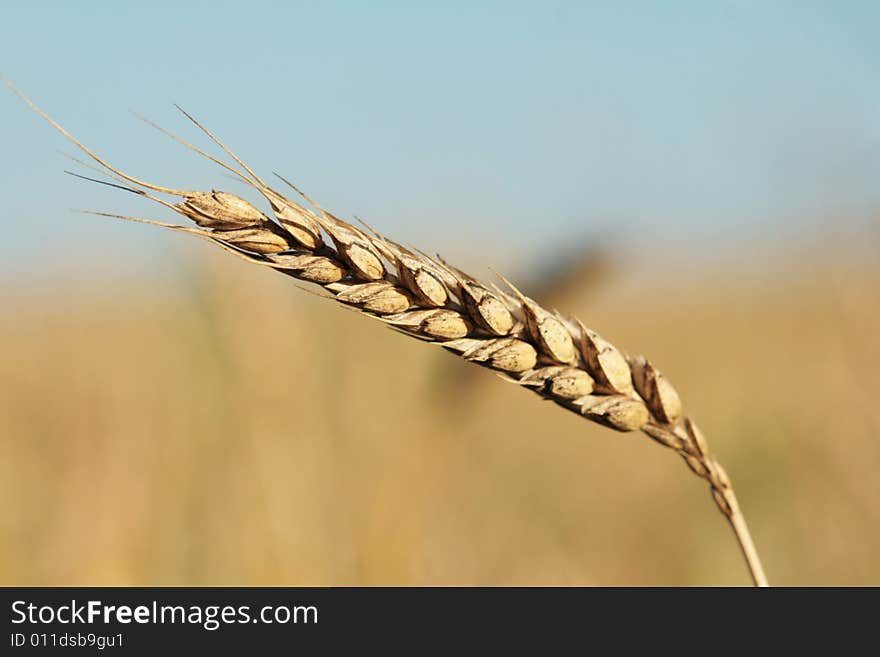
[4,79,768,586]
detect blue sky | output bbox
[2,1,879,280]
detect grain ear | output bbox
[8,80,767,587]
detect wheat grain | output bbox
[4,80,768,586]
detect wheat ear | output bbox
[6,81,768,586]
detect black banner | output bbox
[0,587,862,651]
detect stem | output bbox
[724,489,768,587]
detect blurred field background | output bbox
[2,1,879,585]
[1,234,879,586]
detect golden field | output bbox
[2,238,878,586]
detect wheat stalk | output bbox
[5,80,768,586]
